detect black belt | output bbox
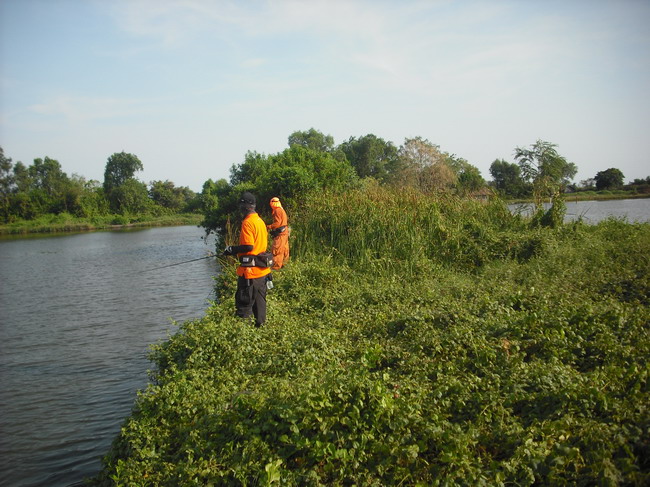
[270,225,287,237]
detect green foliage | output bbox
[257,146,358,201]
[489,159,529,198]
[292,182,538,273]
[201,146,359,234]
[1,147,197,227]
[595,168,625,190]
[92,189,650,486]
[339,134,400,182]
[103,151,144,192]
[149,180,197,212]
[514,140,577,207]
[288,128,336,153]
[103,151,145,213]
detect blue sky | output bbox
[1,0,648,191]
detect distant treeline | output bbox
[0,148,200,224]
[3,129,647,226]
[197,129,644,234]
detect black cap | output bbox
[239,191,256,206]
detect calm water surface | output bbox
[509,197,650,223]
[0,226,218,486]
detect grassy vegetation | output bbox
[0,212,203,235]
[91,185,649,486]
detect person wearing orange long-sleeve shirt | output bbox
[267,197,289,270]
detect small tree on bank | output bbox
[595,168,625,190]
[514,140,577,227]
[103,152,144,214]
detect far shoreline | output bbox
[0,213,204,237]
[506,192,650,204]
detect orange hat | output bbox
[270,197,282,208]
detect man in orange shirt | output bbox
[222,192,271,327]
[267,196,289,270]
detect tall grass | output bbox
[292,181,553,274]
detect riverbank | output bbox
[91,188,649,486]
[0,212,204,236]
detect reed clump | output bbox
[292,182,555,273]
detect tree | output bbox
[103,152,144,213]
[339,134,400,182]
[514,140,577,206]
[594,168,624,190]
[0,147,15,222]
[199,178,234,233]
[110,179,150,215]
[456,162,486,195]
[76,179,110,217]
[200,146,359,234]
[230,151,270,186]
[258,145,358,203]
[149,180,195,212]
[103,152,143,193]
[579,178,596,190]
[489,159,527,197]
[28,157,72,213]
[397,137,456,192]
[288,128,335,153]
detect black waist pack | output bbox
[270,225,287,237]
[239,252,274,268]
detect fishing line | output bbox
[140,253,218,273]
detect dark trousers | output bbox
[235,275,267,326]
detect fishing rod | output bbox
[141,253,218,273]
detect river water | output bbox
[508,197,650,223]
[0,226,218,487]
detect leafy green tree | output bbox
[12,161,31,193]
[0,147,15,222]
[489,159,527,197]
[199,178,236,233]
[258,145,358,201]
[149,180,195,212]
[103,152,144,191]
[594,168,624,190]
[443,154,486,194]
[229,151,270,187]
[103,152,144,213]
[514,140,577,206]
[110,179,151,215]
[77,179,110,217]
[455,162,486,195]
[28,157,72,213]
[339,134,400,182]
[288,128,335,152]
[200,146,358,234]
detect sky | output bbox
[1,0,649,192]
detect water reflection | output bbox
[0,226,218,487]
